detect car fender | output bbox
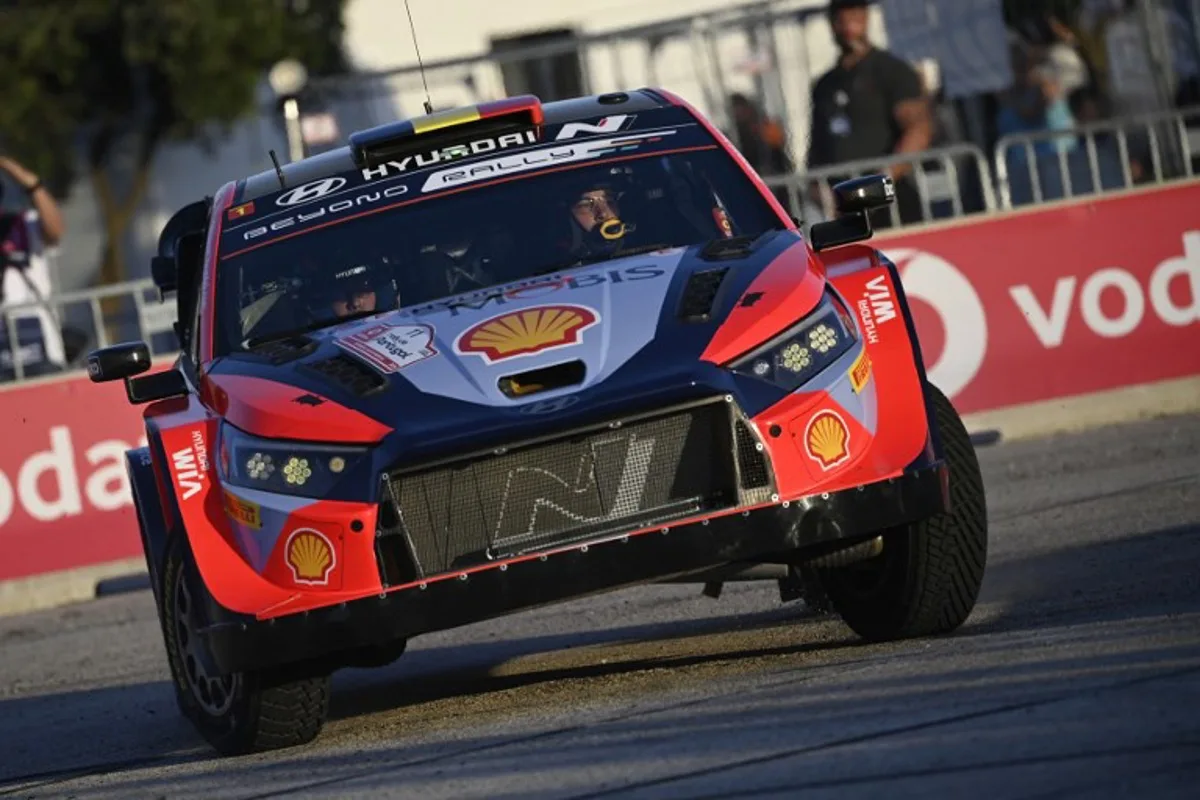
[826,242,938,466]
[748,242,936,500]
[142,394,298,618]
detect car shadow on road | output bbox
[0,679,211,792]
[327,600,855,723]
[960,521,1200,639]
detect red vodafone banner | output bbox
[0,374,147,581]
[876,181,1200,415]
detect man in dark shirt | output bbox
[806,0,933,227]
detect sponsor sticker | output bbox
[856,274,897,345]
[804,410,851,470]
[285,528,336,586]
[455,304,599,364]
[849,349,872,393]
[227,201,255,220]
[223,490,262,529]
[336,322,438,373]
[275,177,347,207]
[170,429,209,501]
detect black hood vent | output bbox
[678,267,730,323]
[247,335,317,365]
[301,353,387,397]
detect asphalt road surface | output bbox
[1,414,1198,799]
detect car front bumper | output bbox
[200,459,949,675]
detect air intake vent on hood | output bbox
[678,267,730,323]
[248,335,318,365]
[302,353,387,397]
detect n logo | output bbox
[492,433,656,547]
[554,114,634,140]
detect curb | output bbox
[0,558,147,618]
[959,375,1200,442]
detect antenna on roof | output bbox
[403,0,434,114]
[269,149,287,190]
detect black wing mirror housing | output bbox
[809,173,896,252]
[833,174,895,215]
[86,341,188,405]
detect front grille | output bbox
[377,397,771,582]
[735,421,771,489]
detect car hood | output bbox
[209,229,821,456]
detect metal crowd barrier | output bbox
[763,142,1000,229]
[995,104,1200,208]
[0,278,176,384]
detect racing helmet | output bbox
[306,261,394,316]
[563,166,638,255]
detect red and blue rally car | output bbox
[87,89,988,756]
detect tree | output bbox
[0,0,349,287]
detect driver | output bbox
[563,172,639,259]
[308,263,383,318]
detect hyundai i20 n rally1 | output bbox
[87,89,988,756]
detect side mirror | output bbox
[87,342,152,383]
[809,213,873,252]
[833,174,895,215]
[86,341,188,404]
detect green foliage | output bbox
[0,0,349,195]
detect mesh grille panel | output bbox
[735,421,771,489]
[381,400,740,577]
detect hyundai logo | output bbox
[517,395,580,415]
[275,177,348,207]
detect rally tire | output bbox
[818,383,988,642]
[159,534,331,756]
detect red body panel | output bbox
[700,239,826,364]
[202,373,392,443]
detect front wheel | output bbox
[818,383,988,642]
[159,535,331,756]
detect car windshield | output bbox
[213,110,783,355]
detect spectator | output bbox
[0,155,67,380]
[995,37,1079,159]
[806,0,933,228]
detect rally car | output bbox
[87,88,988,756]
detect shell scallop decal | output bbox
[285,528,336,586]
[804,410,851,470]
[455,304,599,364]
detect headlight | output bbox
[217,422,369,498]
[729,290,858,391]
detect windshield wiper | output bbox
[531,243,676,276]
[243,308,380,350]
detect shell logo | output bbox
[455,304,598,363]
[285,528,336,586]
[804,410,851,470]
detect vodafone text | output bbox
[0,426,146,528]
[1010,231,1200,346]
